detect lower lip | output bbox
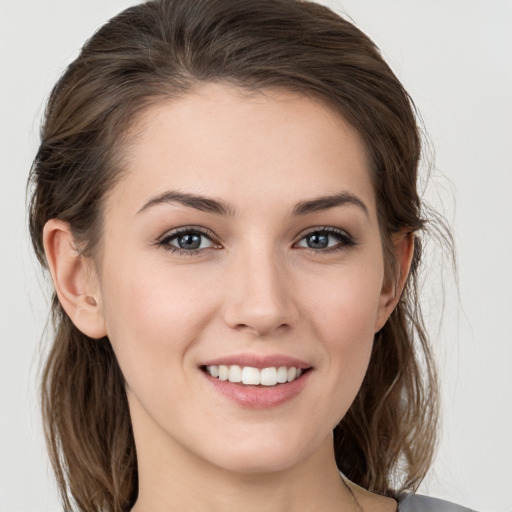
[202,370,311,409]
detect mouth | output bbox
[201,364,310,387]
[199,354,313,407]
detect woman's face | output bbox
[93,83,393,474]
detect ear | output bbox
[43,219,107,339]
[374,231,415,332]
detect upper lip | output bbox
[200,353,312,370]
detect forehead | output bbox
[111,82,376,218]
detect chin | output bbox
[201,430,321,476]
[214,451,303,475]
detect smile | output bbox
[205,365,304,387]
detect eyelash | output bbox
[295,226,356,253]
[157,227,220,256]
[157,226,356,255]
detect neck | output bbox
[131,432,353,512]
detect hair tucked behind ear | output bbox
[28,0,450,509]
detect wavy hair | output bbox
[28,0,444,510]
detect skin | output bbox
[44,83,413,512]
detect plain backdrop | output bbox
[1,1,511,511]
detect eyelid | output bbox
[293,226,356,250]
[156,226,221,252]
[155,225,355,255]
[157,225,218,241]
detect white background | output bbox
[1,1,511,511]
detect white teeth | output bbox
[287,367,297,382]
[260,367,277,386]
[277,366,288,383]
[241,366,261,385]
[205,364,305,386]
[228,365,242,383]
[218,365,229,381]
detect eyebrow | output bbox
[137,191,235,216]
[137,190,368,218]
[292,192,369,217]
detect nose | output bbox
[222,244,299,337]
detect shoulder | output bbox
[398,494,476,512]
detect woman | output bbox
[28,0,472,510]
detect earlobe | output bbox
[374,232,415,332]
[43,219,107,339]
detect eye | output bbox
[158,227,218,254]
[295,227,355,251]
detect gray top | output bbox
[399,494,475,512]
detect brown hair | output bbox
[28,0,443,510]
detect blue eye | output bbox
[158,226,354,255]
[159,228,217,253]
[296,228,355,251]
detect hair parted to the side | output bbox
[28,0,444,510]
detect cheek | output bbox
[306,258,384,343]
[302,258,384,402]
[99,256,219,381]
